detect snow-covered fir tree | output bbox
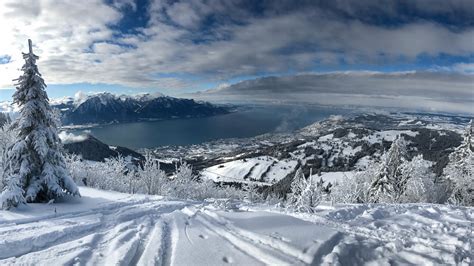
[1,40,79,209]
[368,136,408,203]
[287,168,306,204]
[295,175,322,213]
[287,168,321,212]
[443,120,473,206]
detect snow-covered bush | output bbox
[443,121,473,206]
[170,160,195,198]
[0,122,17,192]
[66,155,131,193]
[66,154,246,201]
[331,151,449,204]
[0,123,15,158]
[139,152,167,195]
[331,170,372,204]
[399,155,446,203]
[0,113,11,128]
[64,154,86,185]
[242,183,263,203]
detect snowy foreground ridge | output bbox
[0,187,472,265]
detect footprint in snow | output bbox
[222,256,233,263]
[270,232,290,242]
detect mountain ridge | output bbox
[53,92,230,125]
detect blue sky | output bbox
[0,0,473,105]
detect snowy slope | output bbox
[201,156,297,185]
[0,187,471,265]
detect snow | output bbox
[363,130,418,144]
[354,155,374,169]
[318,133,334,141]
[0,101,19,114]
[341,144,362,156]
[299,204,472,265]
[201,156,297,184]
[131,92,165,102]
[0,187,471,265]
[202,159,261,182]
[265,159,298,182]
[316,171,355,186]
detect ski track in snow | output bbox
[0,187,472,265]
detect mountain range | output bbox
[53,93,230,125]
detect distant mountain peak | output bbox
[54,92,229,125]
[131,92,165,102]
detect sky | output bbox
[0,0,473,113]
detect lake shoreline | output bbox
[67,105,352,149]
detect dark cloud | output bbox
[149,0,474,31]
[190,71,474,114]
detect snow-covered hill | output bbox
[186,113,469,191]
[0,187,471,265]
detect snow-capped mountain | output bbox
[54,92,229,125]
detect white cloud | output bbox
[0,0,472,95]
[452,63,474,74]
[58,131,88,144]
[74,91,88,105]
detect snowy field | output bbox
[0,187,471,265]
[201,156,298,185]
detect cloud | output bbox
[74,91,88,105]
[190,71,474,114]
[0,0,472,94]
[58,131,88,144]
[452,63,474,74]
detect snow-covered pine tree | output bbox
[444,120,473,206]
[295,175,322,213]
[1,40,79,209]
[368,136,408,203]
[286,167,307,205]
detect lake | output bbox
[69,105,350,149]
